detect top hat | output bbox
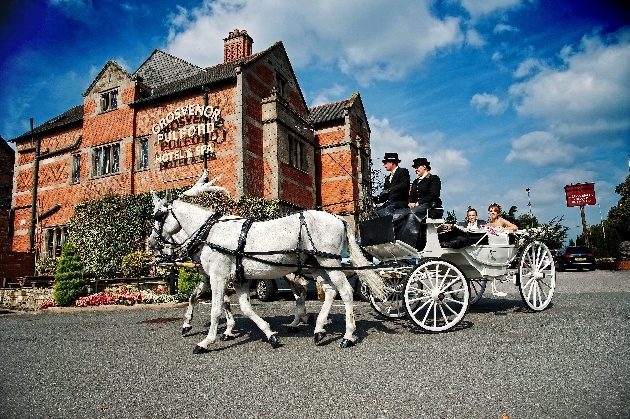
[382,152,401,163]
[412,157,431,169]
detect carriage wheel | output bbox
[518,241,556,311]
[404,258,469,332]
[469,279,487,305]
[369,267,410,319]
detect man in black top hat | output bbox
[373,152,410,217]
[394,157,442,248]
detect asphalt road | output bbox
[0,270,628,419]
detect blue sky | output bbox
[1,0,629,243]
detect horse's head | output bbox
[147,191,182,254]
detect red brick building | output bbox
[9,30,372,256]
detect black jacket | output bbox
[409,174,442,207]
[379,167,410,206]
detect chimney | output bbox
[223,29,254,63]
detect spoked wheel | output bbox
[469,278,487,305]
[518,241,556,311]
[404,258,469,332]
[369,265,413,319]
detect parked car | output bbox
[254,273,370,302]
[554,246,595,271]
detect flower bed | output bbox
[40,285,183,309]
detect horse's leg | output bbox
[312,274,338,344]
[327,270,357,348]
[182,276,209,335]
[193,275,225,354]
[233,282,280,348]
[220,292,237,341]
[286,275,312,333]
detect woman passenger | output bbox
[484,203,518,234]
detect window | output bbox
[275,74,287,98]
[357,118,364,139]
[72,154,81,183]
[44,227,67,259]
[100,90,118,112]
[139,138,149,169]
[93,143,120,176]
[288,136,307,171]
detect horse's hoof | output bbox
[287,326,299,333]
[307,314,315,327]
[182,326,192,335]
[220,334,235,341]
[267,334,281,349]
[339,339,355,348]
[314,332,326,345]
[192,345,209,354]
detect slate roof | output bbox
[133,50,204,90]
[11,105,84,141]
[309,100,348,125]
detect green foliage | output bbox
[500,205,518,224]
[54,242,85,282]
[53,243,87,306]
[444,210,457,224]
[53,279,88,307]
[607,174,630,241]
[178,267,203,297]
[121,251,153,278]
[183,190,281,220]
[67,193,154,278]
[516,213,539,230]
[587,222,621,259]
[36,257,59,275]
[568,238,576,246]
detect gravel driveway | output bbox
[0,270,628,419]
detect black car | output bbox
[254,273,370,302]
[554,246,595,271]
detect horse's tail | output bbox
[341,217,387,301]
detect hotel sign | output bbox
[152,104,225,167]
[564,183,596,207]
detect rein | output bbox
[153,204,371,278]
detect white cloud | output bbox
[513,57,541,78]
[466,29,485,47]
[311,84,348,107]
[494,23,518,34]
[164,0,464,85]
[509,28,630,138]
[506,131,584,166]
[49,0,94,21]
[470,93,507,115]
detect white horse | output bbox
[148,176,385,353]
[152,201,314,340]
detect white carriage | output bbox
[359,211,556,332]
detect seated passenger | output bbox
[393,157,441,248]
[459,208,486,230]
[484,203,518,235]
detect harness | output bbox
[152,207,349,284]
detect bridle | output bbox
[150,203,185,248]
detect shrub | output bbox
[53,242,87,306]
[121,251,153,278]
[54,279,88,307]
[178,267,203,297]
[36,257,59,275]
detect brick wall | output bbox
[0,251,35,279]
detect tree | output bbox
[516,213,539,230]
[53,242,87,306]
[607,173,630,241]
[585,222,621,259]
[500,205,518,224]
[444,210,457,224]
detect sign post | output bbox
[564,183,596,248]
